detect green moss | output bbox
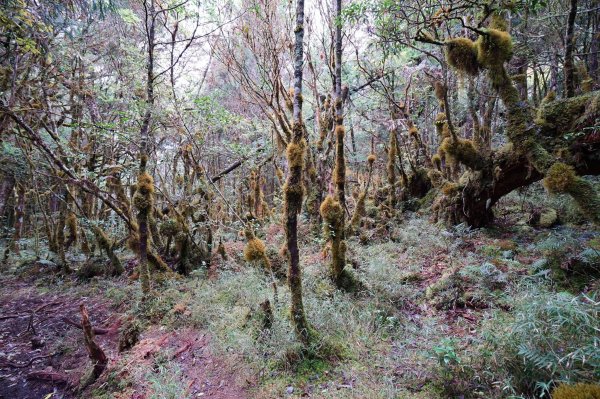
[475,29,513,69]
[439,137,486,170]
[544,163,600,224]
[445,38,479,76]
[286,139,306,169]
[159,219,180,237]
[552,383,600,399]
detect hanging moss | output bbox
[244,237,266,262]
[544,163,600,224]
[445,38,479,76]
[475,29,513,69]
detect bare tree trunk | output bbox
[285,0,311,345]
[564,0,578,97]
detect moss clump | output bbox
[441,182,459,196]
[159,219,180,237]
[552,383,600,399]
[445,38,479,76]
[544,163,577,193]
[286,139,307,169]
[489,13,509,31]
[133,172,154,213]
[243,229,271,271]
[244,237,266,262]
[408,126,419,140]
[439,137,485,170]
[475,29,513,69]
[320,196,344,233]
[320,195,347,284]
[544,163,600,224]
[427,169,444,188]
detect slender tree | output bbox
[284,0,311,345]
[135,0,157,296]
[321,0,348,288]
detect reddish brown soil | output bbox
[0,278,119,399]
[0,277,249,399]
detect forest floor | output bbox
[0,185,598,399]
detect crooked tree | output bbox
[427,26,600,227]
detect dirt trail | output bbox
[0,277,248,399]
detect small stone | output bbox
[286,386,294,394]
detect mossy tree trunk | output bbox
[136,0,157,297]
[284,0,312,346]
[327,0,348,287]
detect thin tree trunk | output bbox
[285,0,311,345]
[0,174,15,224]
[137,0,156,296]
[564,0,578,97]
[11,183,25,255]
